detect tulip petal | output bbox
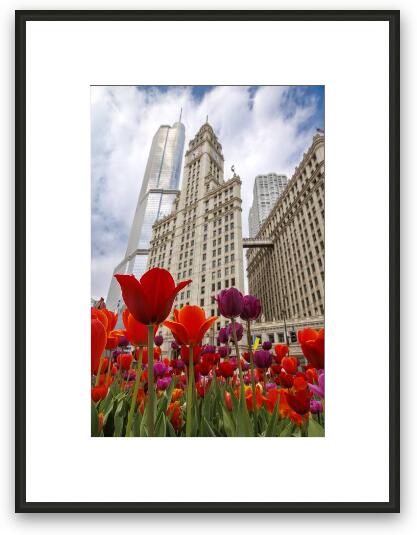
[115,274,152,324]
[197,316,218,342]
[163,320,190,346]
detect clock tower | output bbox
[147,120,244,349]
[178,120,225,211]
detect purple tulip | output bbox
[308,372,325,399]
[217,346,230,359]
[118,336,129,348]
[262,340,272,350]
[265,382,277,391]
[227,321,243,342]
[154,335,164,347]
[217,288,244,318]
[202,344,216,354]
[243,373,251,385]
[157,376,171,390]
[172,358,185,371]
[310,400,323,413]
[240,294,262,321]
[171,340,180,350]
[242,360,250,371]
[217,327,229,344]
[153,361,167,377]
[253,349,273,369]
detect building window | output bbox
[200,298,204,306]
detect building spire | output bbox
[179,108,183,122]
[206,114,208,123]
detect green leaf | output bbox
[113,399,125,437]
[91,401,99,437]
[140,404,148,437]
[155,412,166,437]
[222,407,236,437]
[166,418,177,437]
[202,416,216,437]
[132,411,142,437]
[279,420,294,437]
[308,416,325,437]
[230,388,239,415]
[236,393,254,437]
[265,394,280,437]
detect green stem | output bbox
[147,325,155,437]
[246,320,257,432]
[94,354,104,387]
[231,318,245,401]
[186,345,194,437]
[125,346,143,437]
[105,349,112,385]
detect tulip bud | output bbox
[154,335,164,347]
[253,349,272,369]
[216,288,244,318]
[217,326,229,344]
[240,294,262,321]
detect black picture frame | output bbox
[15,9,400,514]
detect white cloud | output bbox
[91,85,323,299]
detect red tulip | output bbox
[278,370,294,388]
[180,344,201,365]
[91,384,108,402]
[298,328,325,369]
[122,308,158,346]
[167,401,183,430]
[140,346,161,364]
[224,391,232,411]
[115,268,191,325]
[91,317,107,374]
[117,353,133,371]
[274,343,289,363]
[218,361,234,379]
[281,356,298,375]
[286,388,312,415]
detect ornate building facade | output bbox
[247,133,325,323]
[147,121,244,346]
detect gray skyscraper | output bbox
[106,119,185,311]
[248,173,288,236]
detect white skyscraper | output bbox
[248,173,288,236]
[106,120,185,311]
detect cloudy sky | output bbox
[91,85,324,300]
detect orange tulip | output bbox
[91,307,108,332]
[164,306,217,346]
[101,309,118,333]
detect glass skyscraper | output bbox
[106,120,185,311]
[248,173,288,236]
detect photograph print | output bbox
[91,85,325,438]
